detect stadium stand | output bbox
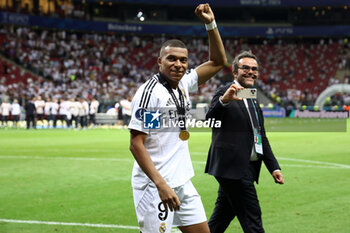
[1,25,346,107]
[0,57,38,85]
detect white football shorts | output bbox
[133,180,207,233]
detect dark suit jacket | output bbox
[205,82,280,183]
[25,101,36,116]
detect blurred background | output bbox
[0,0,350,128]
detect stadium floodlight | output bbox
[137,11,143,18]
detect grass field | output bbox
[0,119,349,233]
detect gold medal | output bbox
[179,130,190,141]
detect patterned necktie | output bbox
[247,99,259,129]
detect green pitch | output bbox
[0,119,349,233]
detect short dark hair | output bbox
[160,39,187,56]
[232,50,258,73]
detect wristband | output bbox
[205,20,217,31]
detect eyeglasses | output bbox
[238,65,259,72]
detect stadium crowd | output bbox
[0,25,224,105]
[1,24,350,128]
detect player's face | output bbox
[235,57,259,88]
[158,46,188,85]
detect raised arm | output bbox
[129,130,181,211]
[194,3,227,86]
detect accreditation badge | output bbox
[254,128,263,154]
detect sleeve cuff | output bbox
[219,96,230,107]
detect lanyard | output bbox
[158,73,186,130]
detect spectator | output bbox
[44,97,52,128]
[79,97,89,129]
[120,96,132,126]
[35,96,45,127]
[89,97,99,127]
[11,99,21,128]
[0,99,11,128]
[115,102,124,126]
[25,97,36,129]
[69,97,80,129]
[59,98,67,128]
[50,98,59,128]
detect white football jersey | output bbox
[1,103,11,116]
[11,103,21,115]
[89,100,99,114]
[51,102,59,115]
[35,100,45,114]
[128,69,198,189]
[44,102,52,115]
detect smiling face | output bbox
[158,46,188,88]
[234,57,259,88]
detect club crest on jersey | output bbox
[159,222,166,233]
[135,108,146,121]
[186,102,190,112]
[143,110,161,129]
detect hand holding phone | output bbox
[236,88,257,99]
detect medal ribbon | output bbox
[158,73,186,130]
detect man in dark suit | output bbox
[205,51,284,233]
[25,97,36,129]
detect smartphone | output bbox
[236,88,257,99]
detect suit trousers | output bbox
[209,161,264,233]
[26,114,36,129]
